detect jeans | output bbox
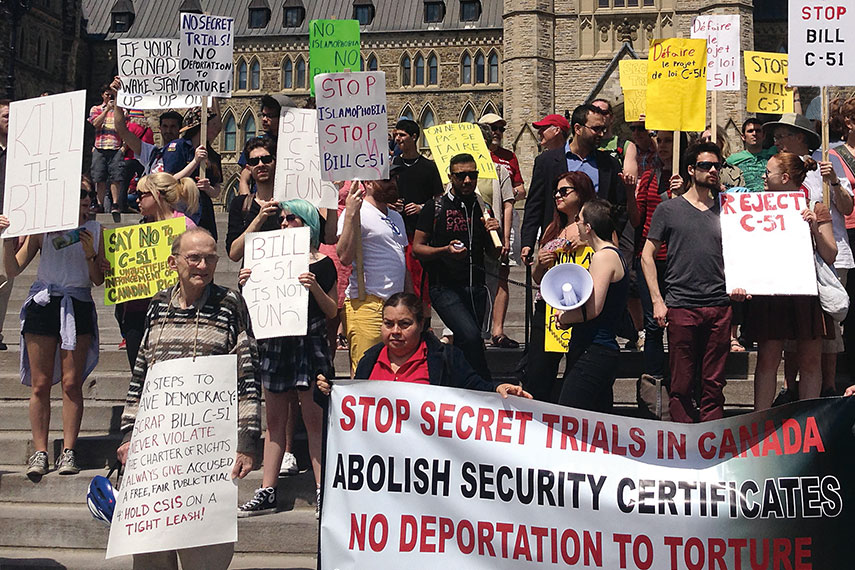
[635,256,667,378]
[558,342,619,413]
[667,305,732,423]
[429,284,491,381]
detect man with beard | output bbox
[337,166,409,374]
[413,154,502,380]
[237,94,294,196]
[641,142,733,423]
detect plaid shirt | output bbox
[87,104,121,150]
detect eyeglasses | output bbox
[555,185,576,198]
[451,171,479,181]
[694,161,722,171]
[584,124,607,134]
[179,253,219,266]
[282,213,298,223]
[772,132,794,141]
[491,126,506,132]
[260,112,276,119]
[247,154,274,166]
[629,126,648,132]
[380,215,401,236]
[764,168,781,178]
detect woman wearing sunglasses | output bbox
[237,199,337,518]
[524,171,595,401]
[1,180,106,477]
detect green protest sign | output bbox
[309,19,361,95]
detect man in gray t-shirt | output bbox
[641,142,733,424]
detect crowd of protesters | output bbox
[6,83,855,537]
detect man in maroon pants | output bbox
[641,142,733,422]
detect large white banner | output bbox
[3,91,85,237]
[322,381,855,569]
[242,227,310,339]
[788,0,855,86]
[720,191,817,295]
[315,71,389,181]
[178,12,234,97]
[117,38,204,109]
[690,15,741,91]
[106,354,238,559]
[275,108,339,209]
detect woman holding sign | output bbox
[746,153,837,409]
[2,182,105,477]
[237,199,337,518]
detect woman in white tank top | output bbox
[1,181,106,478]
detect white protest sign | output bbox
[3,91,85,238]
[788,0,855,86]
[691,15,741,91]
[106,354,238,559]
[275,108,338,209]
[720,191,817,295]
[178,12,234,97]
[117,38,204,109]
[315,71,389,181]
[242,226,311,339]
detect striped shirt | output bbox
[120,283,261,454]
[88,104,122,150]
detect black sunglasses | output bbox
[282,213,298,223]
[451,171,478,181]
[491,126,506,132]
[247,154,274,166]
[694,161,722,171]
[555,185,576,198]
[629,126,648,132]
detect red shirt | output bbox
[635,168,669,261]
[370,343,430,384]
[491,147,524,187]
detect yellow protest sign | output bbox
[544,246,594,353]
[743,51,788,83]
[103,217,187,305]
[747,81,794,114]
[645,38,707,132]
[619,59,648,90]
[623,89,647,122]
[424,122,498,185]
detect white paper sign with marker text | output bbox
[720,191,817,295]
[117,38,204,109]
[3,91,85,238]
[788,0,855,86]
[178,12,234,97]
[106,354,238,559]
[243,227,310,339]
[691,15,741,91]
[275,108,338,209]
[315,71,389,181]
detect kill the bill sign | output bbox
[321,381,855,569]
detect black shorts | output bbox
[22,296,95,338]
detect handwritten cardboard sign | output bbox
[102,218,187,305]
[743,51,793,114]
[646,38,707,132]
[309,19,361,96]
[423,123,498,185]
[720,191,817,295]
[117,38,204,109]
[691,15,741,91]
[789,1,855,86]
[315,71,389,181]
[544,246,594,353]
[106,354,238,559]
[275,108,338,209]
[242,227,310,339]
[3,91,85,238]
[619,59,648,122]
[178,12,234,97]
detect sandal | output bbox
[730,338,746,352]
[491,334,520,349]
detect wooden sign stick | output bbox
[673,130,681,175]
[711,92,718,143]
[353,181,366,301]
[821,86,830,207]
[199,97,208,180]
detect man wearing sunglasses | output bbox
[641,142,733,424]
[413,154,502,380]
[237,94,295,197]
[521,103,627,265]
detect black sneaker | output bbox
[27,451,49,477]
[772,387,798,407]
[238,487,277,517]
[56,448,80,475]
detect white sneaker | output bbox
[279,452,298,475]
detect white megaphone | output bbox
[540,263,594,311]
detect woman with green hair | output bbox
[237,198,338,518]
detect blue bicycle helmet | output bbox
[87,475,116,525]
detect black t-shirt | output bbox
[162,138,223,241]
[393,155,444,237]
[416,193,487,288]
[646,195,729,308]
[225,194,282,257]
[308,256,337,319]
